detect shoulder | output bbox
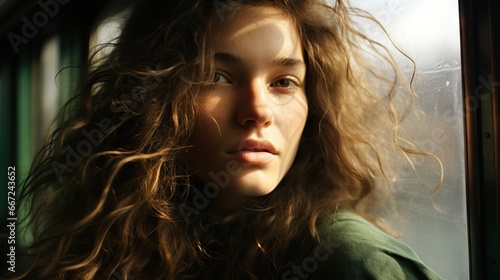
[288,210,442,280]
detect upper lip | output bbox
[229,139,277,155]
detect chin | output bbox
[228,180,279,197]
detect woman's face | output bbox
[186,6,308,202]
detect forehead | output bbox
[213,6,302,58]
[217,5,294,33]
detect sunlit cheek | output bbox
[198,94,223,112]
[275,96,308,134]
[270,93,295,106]
[275,96,308,177]
[196,94,228,130]
[190,97,226,149]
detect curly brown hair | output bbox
[11,0,440,279]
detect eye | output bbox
[213,72,230,83]
[270,78,299,89]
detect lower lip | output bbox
[229,151,276,165]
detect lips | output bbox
[228,139,277,164]
[237,139,277,154]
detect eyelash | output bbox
[213,71,301,91]
[213,72,230,83]
[270,78,299,89]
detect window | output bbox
[351,0,467,279]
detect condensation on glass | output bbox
[350,0,468,279]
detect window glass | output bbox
[350,0,468,279]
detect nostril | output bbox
[243,119,258,126]
[241,118,272,128]
[238,106,274,128]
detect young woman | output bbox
[12,0,442,279]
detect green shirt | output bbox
[282,210,442,280]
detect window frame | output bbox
[460,0,500,279]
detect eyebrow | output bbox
[214,52,305,67]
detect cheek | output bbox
[275,98,308,172]
[198,93,234,122]
[193,96,232,140]
[277,97,308,138]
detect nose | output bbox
[236,81,273,128]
